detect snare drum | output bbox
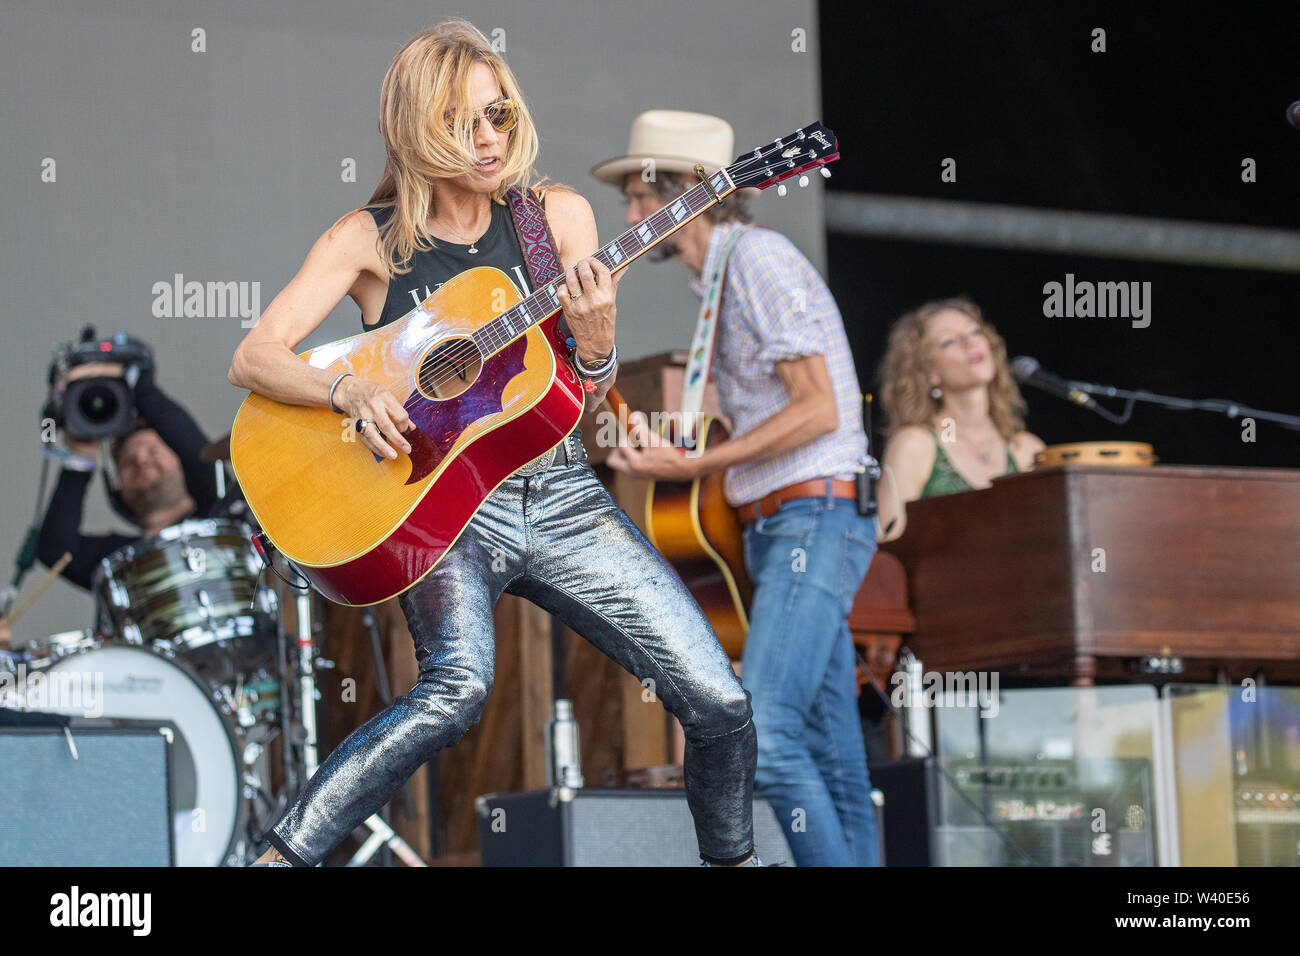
[92,518,275,670]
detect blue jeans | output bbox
[741,491,879,866]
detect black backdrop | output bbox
[818,0,1300,467]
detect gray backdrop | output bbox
[1,0,825,642]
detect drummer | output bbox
[37,361,223,589]
[875,297,1044,540]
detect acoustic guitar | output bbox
[604,386,753,659]
[229,123,840,605]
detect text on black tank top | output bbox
[362,198,584,447]
[364,200,534,331]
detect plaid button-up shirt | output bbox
[691,224,868,507]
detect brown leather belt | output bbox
[737,478,857,524]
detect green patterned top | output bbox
[920,431,1018,498]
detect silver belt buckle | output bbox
[515,445,558,477]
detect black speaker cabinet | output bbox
[870,757,943,865]
[0,726,173,866]
[476,788,795,866]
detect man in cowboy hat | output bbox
[599,110,880,867]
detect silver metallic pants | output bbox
[265,457,757,866]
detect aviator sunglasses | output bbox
[446,98,520,135]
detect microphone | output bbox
[1011,356,1098,409]
[1288,101,1300,130]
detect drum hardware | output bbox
[290,587,422,866]
[184,544,207,576]
[248,530,425,866]
[69,518,289,864]
[0,650,26,710]
[105,576,130,610]
[23,629,102,670]
[9,512,426,865]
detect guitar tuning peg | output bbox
[820,167,831,178]
[776,183,788,197]
[798,175,809,187]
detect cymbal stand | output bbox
[292,586,425,867]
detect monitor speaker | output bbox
[476,788,795,866]
[0,726,172,866]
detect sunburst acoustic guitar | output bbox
[229,123,840,606]
[603,386,753,659]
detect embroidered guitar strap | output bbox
[506,185,565,295]
[681,223,750,438]
[505,186,582,470]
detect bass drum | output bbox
[39,643,248,867]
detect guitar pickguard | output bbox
[401,336,527,484]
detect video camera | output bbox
[43,326,154,441]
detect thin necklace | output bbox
[432,208,489,254]
[964,433,998,464]
[944,418,998,464]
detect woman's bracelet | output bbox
[573,344,617,377]
[574,349,617,394]
[328,372,354,413]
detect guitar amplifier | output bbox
[475,787,795,866]
[871,756,1158,866]
[0,726,173,866]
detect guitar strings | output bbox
[402,135,825,397]
[411,186,710,394]
[410,139,816,395]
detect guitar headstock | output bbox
[725,122,839,194]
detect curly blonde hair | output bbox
[362,20,543,276]
[878,296,1027,441]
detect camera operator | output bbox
[37,357,221,590]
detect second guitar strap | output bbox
[680,223,750,435]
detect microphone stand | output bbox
[1068,382,1300,432]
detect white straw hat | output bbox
[590,109,757,196]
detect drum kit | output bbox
[4,516,296,866]
[0,429,332,867]
[3,434,429,867]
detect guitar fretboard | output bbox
[470,170,734,359]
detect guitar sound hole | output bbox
[416,337,483,400]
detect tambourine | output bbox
[1034,441,1156,468]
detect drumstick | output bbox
[6,553,71,625]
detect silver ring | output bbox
[357,418,372,435]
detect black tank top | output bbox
[364,200,536,330]
[363,197,585,447]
